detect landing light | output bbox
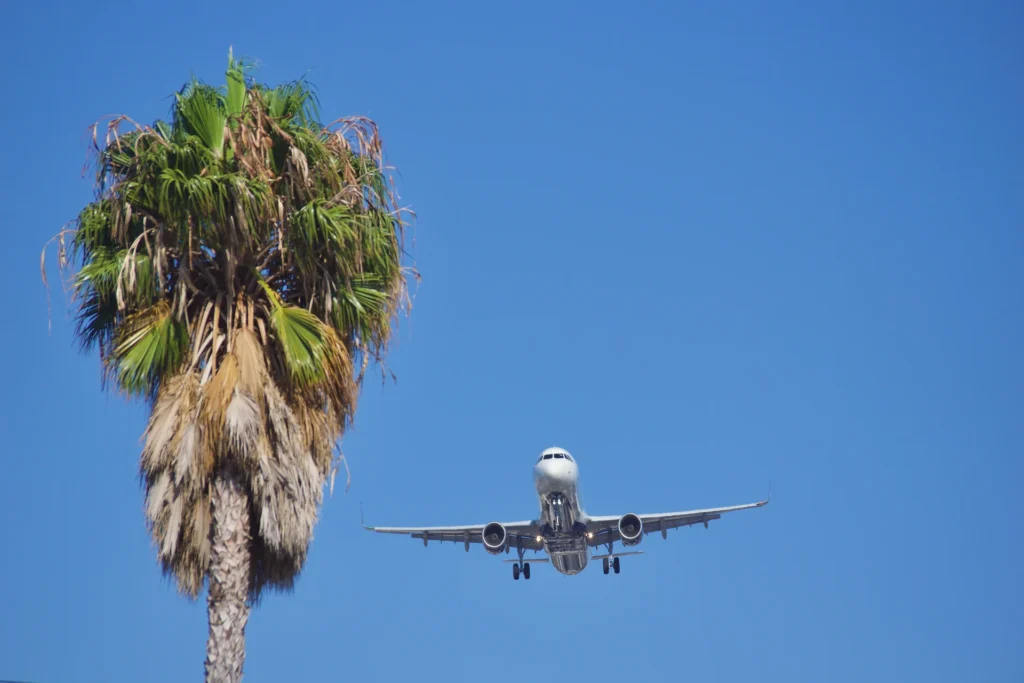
[536,536,543,542]
[587,532,593,539]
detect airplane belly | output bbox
[544,536,589,576]
[550,551,588,575]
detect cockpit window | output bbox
[540,452,574,461]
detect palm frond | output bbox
[331,275,391,344]
[109,301,189,397]
[264,292,330,386]
[140,371,210,598]
[73,287,118,353]
[175,82,227,157]
[70,202,114,255]
[289,199,359,258]
[225,50,247,121]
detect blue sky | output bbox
[2,1,1022,681]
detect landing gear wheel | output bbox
[523,563,531,580]
[613,557,621,574]
[512,563,520,580]
[602,558,609,575]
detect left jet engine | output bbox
[482,522,508,555]
[618,513,644,546]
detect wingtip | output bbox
[359,501,372,530]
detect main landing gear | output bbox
[601,541,621,575]
[512,545,531,580]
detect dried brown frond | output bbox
[232,329,267,402]
[141,371,212,598]
[202,354,239,454]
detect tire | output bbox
[513,564,520,580]
[613,557,620,574]
[602,558,609,575]
[523,563,531,580]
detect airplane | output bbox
[362,447,771,580]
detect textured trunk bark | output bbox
[204,464,251,683]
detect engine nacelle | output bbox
[618,513,643,547]
[482,522,508,555]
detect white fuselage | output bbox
[532,449,591,575]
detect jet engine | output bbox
[618,513,643,546]
[482,522,508,555]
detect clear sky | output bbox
[2,1,1022,681]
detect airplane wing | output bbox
[584,491,770,547]
[361,509,545,552]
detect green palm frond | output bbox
[109,302,189,397]
[175,82,227,158]
[165,137,215,176]
[257,278,329,386]
[155,120,174,141]
[332,275,391,342]
[74,289,118,353]
[76,246,156,308]
[225,50,247,121]
[272,305,330,387]
[291,199,358,252]
[71,202,114,254]
[158,169,235,229]
[259,80,320,127]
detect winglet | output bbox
[766,477,772,504]
[360,501,373,530]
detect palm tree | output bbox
[43,50,412,682]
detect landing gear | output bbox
[601,540,622,576]
[512,543,532,581]
[512,562,531,580]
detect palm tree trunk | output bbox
[204,463,251,683]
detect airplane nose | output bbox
[537,459,573,483]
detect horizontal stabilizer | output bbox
[591,551,645,560]
[501,558,550,563]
